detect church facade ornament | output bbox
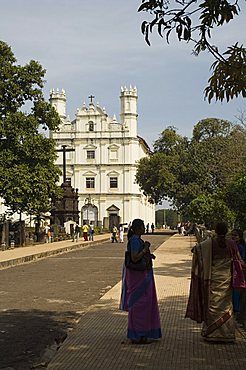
[49,87,155,229]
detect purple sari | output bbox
[120,235,162,340]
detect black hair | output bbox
[215,222,228,236]
[127,218,144,240]
[231,228,246,246]
[214,222,228,248]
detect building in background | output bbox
[50,86,155,230]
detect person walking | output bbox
[74,223,80,242]
[82,221,89,241]
[151,222,155,234]
[186,221,245,342]
[119,224,124,243]
[111,225,118,243]
[45,224,50,243]
[120,218,162,344]
[180,223,185,235]
[89,222,94,241]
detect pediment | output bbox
[108,144,119,150]
[107,171,119,177]
[106,204,120,211]
[83,171,97,176]
[84,144,97,150]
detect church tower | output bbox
[49,88,67,119]
[120,86,138,137]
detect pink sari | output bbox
[120,265,162,340]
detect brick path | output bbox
[0,234,111,270]
[47,235,246,370]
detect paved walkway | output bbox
[1,234,245,369]
[0,234,111,269]
[43,234,246,370]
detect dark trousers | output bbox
[112,232,117,242]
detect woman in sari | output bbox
[185,222,244,342]
[120,218,162,344]
[231,229,246,327]
[231,229,246,317]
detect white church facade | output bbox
[50,86,155,229]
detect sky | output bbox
[0,0,246,148]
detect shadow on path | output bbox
[49,295,246,370]
[0,309,78,369]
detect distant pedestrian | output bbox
[71,224,75,242]
[74,223,80,242]
[89,222,94,241]
[119,224,124,243]
[82,221,89,241]
[111,225,118,243]
[180,223,185,235]
[146,223,149,234]
[151,223,155,234]
[45,224,51,243]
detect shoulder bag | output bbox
[125,238,148,271]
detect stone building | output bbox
[49,86,155,229]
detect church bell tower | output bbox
[120,86,138,137]
[49,88,67,119]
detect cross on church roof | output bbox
[88,95,95,104]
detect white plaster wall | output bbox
[50,87,155,227]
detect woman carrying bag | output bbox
[120,218,162,344]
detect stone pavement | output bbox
[0,234,111,270]
[46,234,246,370]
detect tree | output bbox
[226,173,246,228]
[136,119,246,212]
[136,152,177,203]
[136,126,188,204]
[187,192,236,229]
[138,1,246,102]
[156,208,179,228]
[189,119,246,191]
[0,41,62,229]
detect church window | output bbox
[110,177,118,188]
[89,122,94,131]
[109,148,118,160]
[87,150,95,159]
[86,177,95,189]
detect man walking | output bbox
[74,223,80,242]
[82,221,89,241]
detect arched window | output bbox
[89,121,94,132]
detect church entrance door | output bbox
[109,214,120,231]
[82,204,98,225]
